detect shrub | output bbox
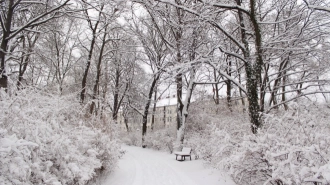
[0,88,120,185]
[184,99,330,185]
[120,128,176,153]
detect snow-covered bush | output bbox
[226,102,330,185]
[185,99,330,185]
[144,128,176,153]
[120,130,141,146]
[120,128,176,153]
[185,102,249,164]
[0,88,120,185]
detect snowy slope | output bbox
[102,145,236,185]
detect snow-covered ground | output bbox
[102,145,236,185]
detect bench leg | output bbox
[176,155,178,160]
[190,155,191,160]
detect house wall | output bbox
[118,104,177,131]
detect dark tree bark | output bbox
[112,67,120,122]
[111,61,131,123]
[236,60,246,112]
[17,34,39,88]
[163,106,166,128]
[236,0,262,134]
[282,71,288,110]
[0,0,70,89]
[0,0,14,89]
[90,25,108,114]
[151,86,157,131]
[176,73,184,130]
[80,4,104,103]
[142,74,160,147]
[268,57,290,108]
[226,58,232,111]
[174,1,184,132]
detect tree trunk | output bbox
[213,69,220,105]
[112,66,120,123]
[174,0,184,132]
[177,27,198,144]
[151,86,157,131]
[124,116,129,132]
[249,0,264,115]
[80,5,104,103]
[80,34,96,103]
[90,26,108,114]
[282,70,288,110]
[0,0,14,89]
[163,106,166,128]
[142,74,160,148]
[226,58,232,111]
[237,60,246,112]
[177,68,195,144]
[236,0,262,134]
[176,73,184,131]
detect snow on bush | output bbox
[0,88,120,185]
[120,130,142,147]
[144,128,176,153]
[185,100,330,185]
[120,128,176,153]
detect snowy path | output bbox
[102,145,235,185]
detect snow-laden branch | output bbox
[150,0,246,52]
[218,46,246,64]
[208,2,250,15]
[258,13,303,24]
[309,5,330,13]
[7,0,71,41]
[194,80,227,85]
[20,1,45,4]
[266,80,329,92]
[266,91,330,113]
[206,61,247,94]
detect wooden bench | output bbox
[174,147,192,161]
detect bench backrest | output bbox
[182,147,192,153]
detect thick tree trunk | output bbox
[249,0,264,114]
[177,68,195,144]
[177,27,198,144]
[174,0,185,132]
[236,0,262,134]
[0,0,14,89]
[245,66,261,134]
